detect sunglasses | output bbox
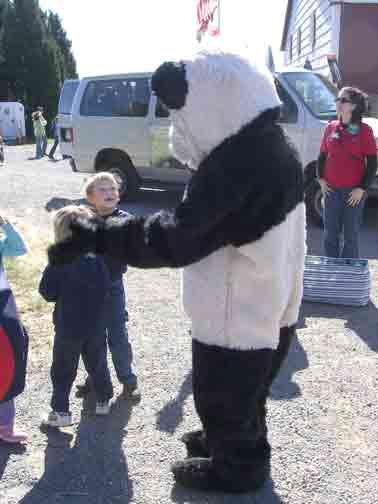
[335,97,352,104]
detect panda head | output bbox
[151,51,281,171]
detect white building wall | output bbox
[283,0,336,78]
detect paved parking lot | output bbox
[0,146,377,504]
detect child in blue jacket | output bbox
[39,205,114,427]
[0,215,28,443]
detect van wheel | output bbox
[305,179,323,227]
[105,161,140,201]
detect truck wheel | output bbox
[104,161,140,201]
[305,179,323,227]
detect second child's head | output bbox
[53,205,94,243]
[84,172,120,215]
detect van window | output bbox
[80,78,151,117]
[275,79,298,123]
[282,72,337,120]
[58,80,80,114]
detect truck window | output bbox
[275,79,298,123]
[58,80,80,115]
[80,78,151,117]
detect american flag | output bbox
[196,0,220,40]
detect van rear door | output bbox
[58,79,80,158]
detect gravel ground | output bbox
[0,146,378,504]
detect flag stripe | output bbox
[197,0,219,35]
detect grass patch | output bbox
[2,222,54,365]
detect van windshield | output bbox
[59,80,80,115]
[281,72,338,120]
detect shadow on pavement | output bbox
[44,187,182,218]
[45,196,88,212]
[120,187,182,217]
[19,396,135,504]
[0,442,27,482]
[298,299,378,352]
[270,331,309,400]
[171,476,285,503]
[156,371,192,434]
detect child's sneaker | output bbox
[121,383,141,401]
[95,401,111,415]
[42,411,73,427]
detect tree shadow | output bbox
[269,330,309,401]
[19,395,135,504]
[120,187,182,217]
[0,441,27,483]
[171,476,285,503]
[156,372,192,434]
[298,299,378,352]
[45,197,88,213]
[44,187,182,218]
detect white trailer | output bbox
[0,102,26,143]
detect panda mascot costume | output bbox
[74,51,306,493]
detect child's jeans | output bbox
[106,280,137,387]
[0,399,15,426]
[35,135,47,158]
[51,332,113,412]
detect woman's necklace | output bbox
[347,123,360,135]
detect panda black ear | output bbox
[151,61,188,110]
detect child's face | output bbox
[87,181,120,214]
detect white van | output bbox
[70,69,378,224]
[58,79,80,158]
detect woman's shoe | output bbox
[0,423,27,444]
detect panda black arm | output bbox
[106,117,294,269]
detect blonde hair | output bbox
[83,172,119,197]
[53,205,94,243]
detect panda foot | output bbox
[171,457,268,494]
[181,430,209,458]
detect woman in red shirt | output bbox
[317,87,377,258]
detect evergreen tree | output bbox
[0,0,10,98]
[0,0,77,134]
[47,12,77,80]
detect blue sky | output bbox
[39,0,288,77]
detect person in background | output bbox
[32,106,47,159]
[0,134,4,166]
[76,172,140,401]
[48,116,60,161]
[317,86,378,258]
[39,205,114,427]
[0,215,28,444]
